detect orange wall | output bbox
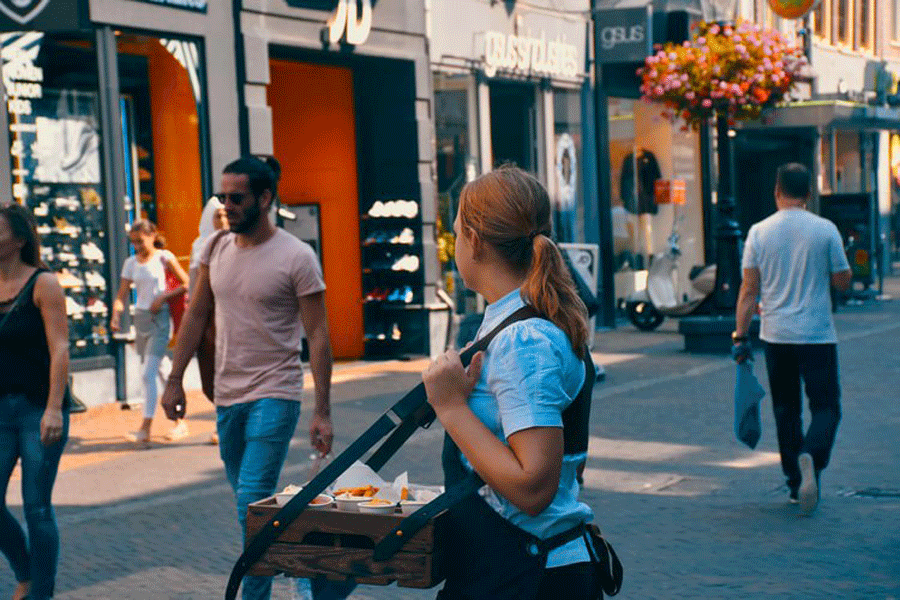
[119,37,203,270]
[147,44,202,269]
[268,60,364,360]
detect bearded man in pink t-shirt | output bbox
[161,156,350,600]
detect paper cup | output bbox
[335,494,371,512]
[358,500,398,515]
[399,500,428,516]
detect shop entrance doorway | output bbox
[734,129,815,233]
[268,60,363,360]
[489,81,537,172]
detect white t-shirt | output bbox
[121,250,176,311]
[741,209,850,344]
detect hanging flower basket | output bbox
[638,21,808,130]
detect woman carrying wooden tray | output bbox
[423,166,604,600]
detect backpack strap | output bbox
[224,304,539,600]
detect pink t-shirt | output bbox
[201,229,325,407]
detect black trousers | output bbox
[764,343,842,491]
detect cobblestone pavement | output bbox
[3,281,900,599]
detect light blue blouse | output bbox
[459,288,594,567]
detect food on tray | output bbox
[362,498,394,506]
[334,485,379,497]
[400,487,409,501]
[310,495,331,505]
[281,484,302,495]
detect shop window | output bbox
[434,72,477,314]
[552,88,585,244]
[2,32,111,360]
[836,0,853,46]
[115,33,207,271]
[894,0,900,41]
[857,0,873,51]
[812,0,830,42]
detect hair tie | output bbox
[529,229,550,241]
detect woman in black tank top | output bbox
[0,204,70,600]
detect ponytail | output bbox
[523,234,589,357]
[458,166,589,356]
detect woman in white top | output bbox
[111,220,189,444]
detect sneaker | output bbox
[34,202,50,217]
[798,453,819,514]
[80,187,102,208]
[165,420,189,441]
[65,296,85,317]
[368,201,386,218]
[84,271,106,289]
[402,285,413,304]
[54,195,79,211]
[86,298,107,315]
[125,429,149,444]
[57,269,84,289]
[81,242,105,262]
[788,488,799,504]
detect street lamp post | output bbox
[677,0,749,351]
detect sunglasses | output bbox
[216,192,250,204]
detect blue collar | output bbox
[477,288,527,339]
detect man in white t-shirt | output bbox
[732,163,851,514]
[160,157,347,600]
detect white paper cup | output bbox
[335,494,371,512]
[358,500,398,515]
[399,500,428,515]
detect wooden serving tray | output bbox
[245,497,446,588]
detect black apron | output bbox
[437,347,596,600]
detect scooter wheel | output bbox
[627,301,664,331]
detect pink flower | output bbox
[654,86,665,95]
[702,98,713,108]
[685,91,696,100]
[697,37,707,45]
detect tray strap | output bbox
[224,306,539,600]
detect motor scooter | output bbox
[625,219,716,331]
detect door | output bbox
[268,60,364,359]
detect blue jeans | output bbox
[0,393,69,600]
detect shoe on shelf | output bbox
[798,453,819,514]
[57,269,84,289]
[81,242,105,262]
[165,420,189,441]
[387,287,402,302]
[65,296,85,318]
[368,201,386,218]
[402,285,414,304]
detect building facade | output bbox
[0,0,436,408]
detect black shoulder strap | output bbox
[0,269,44,334]
[224,304,539,600]
[373,339,595,562]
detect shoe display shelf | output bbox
[28,183,112,359]
[360,200,424,358]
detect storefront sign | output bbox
[654,179,686,205]
[594,7,652,64]
[129,0,207,13]
[0,0,85,30]
[767,0,816,19]
[483,30,578,79]
[327,0,372,46]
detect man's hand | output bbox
[161,378,187,420]
[732,341,753,364]
[40,407,65,446]
[309,412,333,456]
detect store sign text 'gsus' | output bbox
[483,30,578,79]
[327,0,371,46]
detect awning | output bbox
[737,100,900,131]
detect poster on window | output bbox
[14,90,101,185]
[554,133,577,243]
